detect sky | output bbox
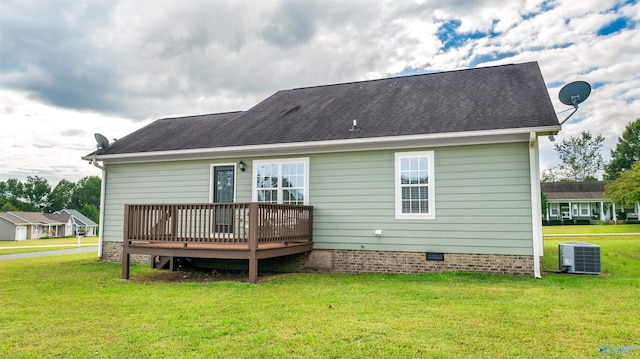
[1,0,639,186]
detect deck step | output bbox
[152,256,175,271]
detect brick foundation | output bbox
[102,241,150,265]
[329,250,534,276]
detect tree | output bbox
[0,178,24,201]
[604,118,640,180]
[1,176,101,214]
[23,176,51,211]
[70,176,101,210]
[548,131,605,182]
[80,204,100,224]
[604,161,640,205]
[540,169,559,183]
[0,178,37,211]
[48,179,77,212]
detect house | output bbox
[0,212,73,240]
[541,181,640,224]
[84,62,561,281]
[54,209,99,236]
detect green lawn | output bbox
[543,223,640,235]
[1,237,638,358]
[0,236,98,255]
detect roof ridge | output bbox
[285,62,526,92]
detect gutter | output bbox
[85,125,562,165]
[529,131,543,279]
[91,157,106,258]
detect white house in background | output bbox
[541,181,640,223]
[0,212,73,240]
[55,209,99,236]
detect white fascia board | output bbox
[88,125,561,164]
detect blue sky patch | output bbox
[546,81,564,89]
[611,0,638,12]
[437,19,489,50]
[522,0,556,20]
[597,17,631,36]
[393,67,429,77]
[470,52,516,67]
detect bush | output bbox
[549,220,562,226]
[576,219,591,225]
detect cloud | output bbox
[261,0,318,48]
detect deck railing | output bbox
[124,203,313,246]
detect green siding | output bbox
[102,142,534,255]
[309,142,533,255]
[102,159,246,242]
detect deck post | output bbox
[248,203,259,283]
[248,258,258,284]
[122,205,131,279]
[122,250,130,279]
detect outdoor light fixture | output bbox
[238,160,246,172]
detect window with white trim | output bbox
[395,151,435,219]
[253,158,309,205]
[579,203,590,216]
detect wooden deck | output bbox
[122,203,313,283]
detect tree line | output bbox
[541,118,640,206]
[0,175,101,223]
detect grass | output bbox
[543,223,640,235]
[0,237,98,255]
[1,235,639,358]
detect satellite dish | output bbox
[559,81,591,108]
[94,133,110,151]
[557,81,591,126]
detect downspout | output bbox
[529,132,543,279]
[91,156,106,258]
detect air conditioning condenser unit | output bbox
[558,242,601,274]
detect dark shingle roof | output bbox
[56,209,98,227]
[0,212,70,225]
[540,181,608,200]
[95,62,558,156]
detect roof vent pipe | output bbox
[350,119,360,132]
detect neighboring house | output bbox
[0,212,73,240]
[84,62,561,278]
[541,181,640,223]
[54,209,99,236]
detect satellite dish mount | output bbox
[557,81,591,125]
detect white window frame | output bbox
[252,158,310,205]
[395,151,435,220]
[579,203,590,216]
